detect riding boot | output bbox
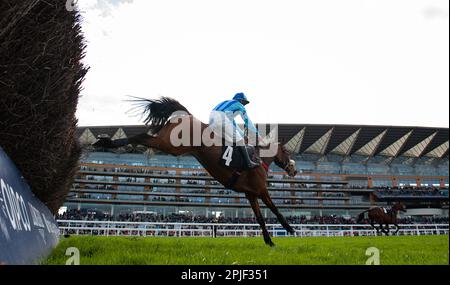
[238,146,260,169]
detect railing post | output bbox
[416,225,420,236]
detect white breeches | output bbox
[209,111,244,145]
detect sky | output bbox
[74,0,449,128]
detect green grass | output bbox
[44,235,449,265]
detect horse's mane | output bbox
[131,97,191,134]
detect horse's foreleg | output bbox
[384,224,390,236]
[247,194,274,247]
[394,223,400,235]
[260,192,295,235]
[370,219,379,235]
[378,224,384,236]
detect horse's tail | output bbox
[131,97,191,134]
[357,210,370,223]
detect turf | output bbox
[44,235,449,265]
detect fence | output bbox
[57,220,449,238]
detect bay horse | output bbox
[357,202,407,236]
[93,97,298,246]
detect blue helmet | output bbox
[233,93,250,105]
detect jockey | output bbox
[209,92,261,169]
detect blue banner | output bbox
[0,147,59,265]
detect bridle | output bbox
[278,156,295,174]
[260,143,296,175]
[280,160,291,172]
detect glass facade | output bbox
[61,151,449,219]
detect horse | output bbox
[357,202,407,236]
[93,97,298,246]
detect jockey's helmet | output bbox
[233,93,250,105]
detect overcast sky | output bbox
[75,0,449,128]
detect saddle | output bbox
[220,145,263,189]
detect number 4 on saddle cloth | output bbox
[220,145,268,172]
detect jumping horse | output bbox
[357,202,407,236]
[93,97,298,246]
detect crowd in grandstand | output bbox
[374,186,448,198]
[77,167,449,194]
[72,165,448,226]
[57,209,449,225]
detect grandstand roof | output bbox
[77,124,449,159]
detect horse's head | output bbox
[273,144,297,177]
[393,202,407,213]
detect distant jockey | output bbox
[209,92,261,168]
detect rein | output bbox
[257,146,292,174]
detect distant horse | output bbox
[357,202,407,236]
[93,97,298,246]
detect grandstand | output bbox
[59,124,449,223]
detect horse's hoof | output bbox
[265,240,275,247]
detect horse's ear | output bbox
[264,130,277,144]
[282,145,293,156]
[264,126,282,143]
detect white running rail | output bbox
[57,220,449,238]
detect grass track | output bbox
[44,235,449,265]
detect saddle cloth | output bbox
[220,145,260,171]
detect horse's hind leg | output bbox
[128,133,155,145]
[260,191,295,235]
[130,132,187,156]
[247,194,274,247]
